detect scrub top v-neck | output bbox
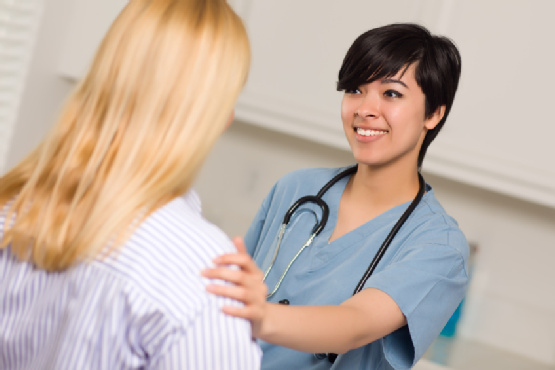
[245,166,469,370]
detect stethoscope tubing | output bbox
[264,231,316,298]
[352,171,425,294]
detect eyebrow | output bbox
[381,78,408,89]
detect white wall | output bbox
[8,0,555,366]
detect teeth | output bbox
[356,128,387,137]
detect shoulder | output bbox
[90,191,250,360]
[403,186,469,265]
[99,190,235,320]
[128,190,235,266]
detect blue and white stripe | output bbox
[0,190,261,369]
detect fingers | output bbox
[202,265,265,288]
[232,236,248,254]
[204,271,268,321]
[221,305,249,318]
[202,266,248,285]
[202,262,268,300]
[206,283,254,302]
[204,276,267,306]
[213,252,251,265]
[213,253,261,275]
[206,283,267,326]
[202,247,268,337]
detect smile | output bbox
[355,128,388,137]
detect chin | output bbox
[351,148,381,163]
[353,156,387,168]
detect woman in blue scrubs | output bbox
[203,23,468,370]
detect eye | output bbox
[384,89,403,98]
[345,88,361,94]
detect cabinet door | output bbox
[235,0,555,208]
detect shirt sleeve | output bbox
[363,227,469,370]
[150,304,261,370]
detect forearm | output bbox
[259,303,376,354]
[258,289,407,354]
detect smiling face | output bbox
[341,63,443,170]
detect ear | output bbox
[425,105,446,130]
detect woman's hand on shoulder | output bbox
[202,237,268,337]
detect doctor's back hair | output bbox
[0,0,250,272]
[337,23,461,168]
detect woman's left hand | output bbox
[202,237,268,337]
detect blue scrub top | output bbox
[245,167,469,370]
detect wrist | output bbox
[256,302,279,340]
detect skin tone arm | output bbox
[202,237,407,355]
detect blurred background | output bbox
[1,0,554,369]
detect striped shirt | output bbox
[0,190,261,370]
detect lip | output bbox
[353,126,389,143]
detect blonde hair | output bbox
[0,0,250,271]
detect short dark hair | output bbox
[337,23,461,168]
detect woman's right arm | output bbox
[203,238,407,355]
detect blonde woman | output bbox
[0,0,259,369]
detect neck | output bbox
[348,162,421,211]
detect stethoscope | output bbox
[261,165,426,364]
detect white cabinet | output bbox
[58,0,555,208]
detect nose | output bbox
[355,91,380,119]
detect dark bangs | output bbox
[337,26,425,92]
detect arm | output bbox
[202,238,406,355]
[257,288,406,354]
[151,304,261,370]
